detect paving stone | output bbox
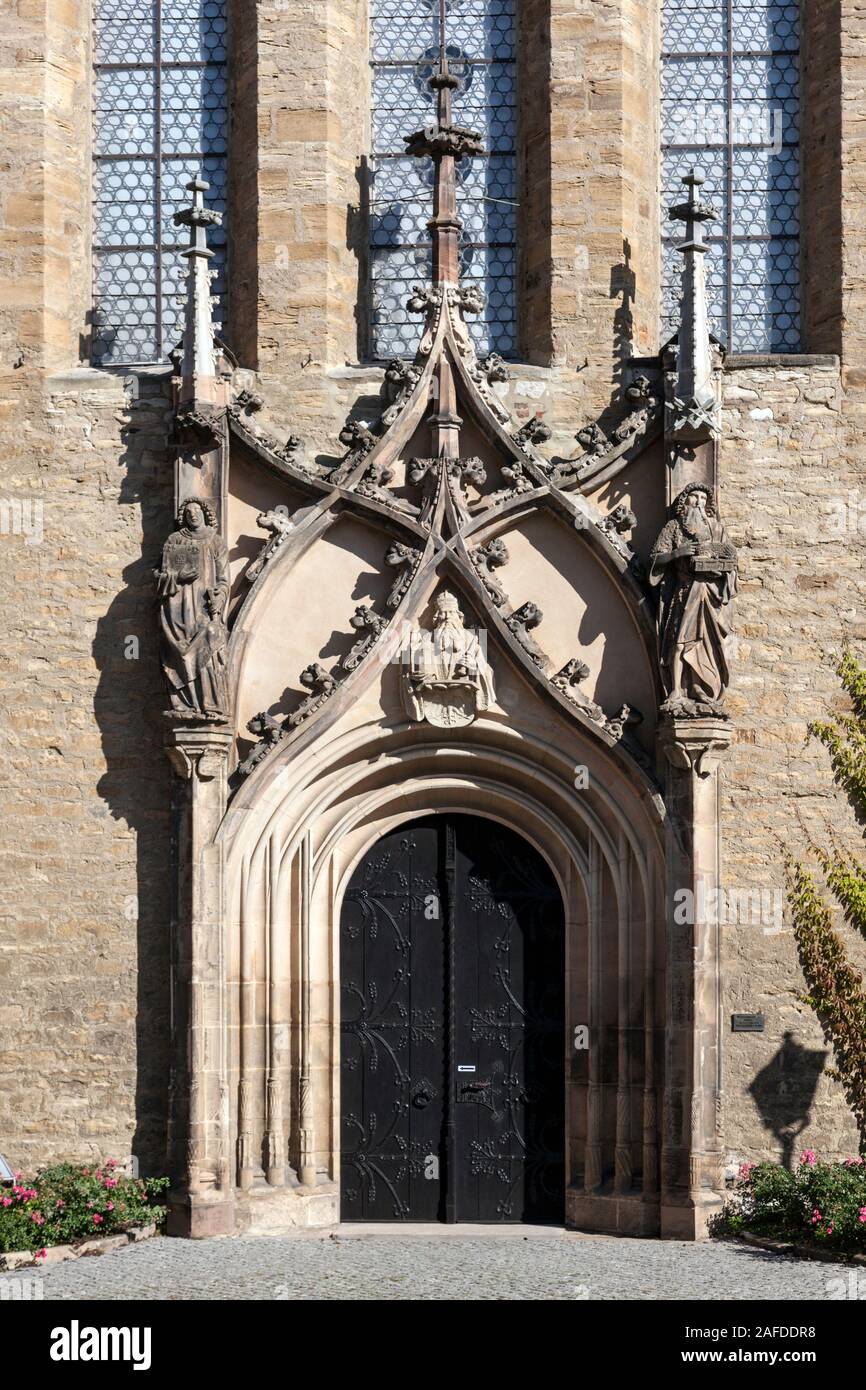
[36,1233,858,1302]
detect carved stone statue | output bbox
[649,483,738,716]
[402,590,496,728]
[155,498,230,720]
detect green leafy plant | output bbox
[723,1154,866,1252]
[0,1160,168,1257]
[787,649,866,1152]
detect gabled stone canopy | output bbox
[216,56,666,802]
[225,278,663,799]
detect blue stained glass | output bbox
[661,1,801,353]
[92,2,228,366]
[369,0,518,359]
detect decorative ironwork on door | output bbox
[340,815,565,1222]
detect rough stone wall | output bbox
[0,0,90,373]
[720,357,866,1165]
[0,368,174,1173]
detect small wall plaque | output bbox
[731,1013,765,1033]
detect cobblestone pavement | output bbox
[33,1231,859,1301]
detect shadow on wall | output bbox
[608,238,636,413]
[748,1031,827,1170]
[91,369,174,1178]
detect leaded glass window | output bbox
[661,1,800,352]
[92,1,228,366]
[369,0,517,359]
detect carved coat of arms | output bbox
[402,591,496,728]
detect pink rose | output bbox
[800,1149,817,1167]
[93,1213,103,1225]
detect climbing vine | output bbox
[788,650,866,1153]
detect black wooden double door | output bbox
[340,815,565,1223]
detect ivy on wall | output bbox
[788,650,866,1153]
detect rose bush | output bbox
[0,1160,168,1257]
[722,1151,866,1253]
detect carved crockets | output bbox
[649,484,738,717]
[155,498,230,720]
[470,537,510,606]
[247,508,293,582]
[402,591,496,729]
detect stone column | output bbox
[164,723,235,1238]
[658,716,730,1240]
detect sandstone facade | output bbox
[1,2,865,1231]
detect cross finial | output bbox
[173,177,223,402]
[666,165,720,442]
[669,167,716,249]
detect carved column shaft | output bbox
[236,860,256,1190]
[584,840,603,1193]
[264,840,288,1187]
[298,830,317,1187]
[165,725,235,1236]
[659,717,730,1239]
[614,839,633,1193]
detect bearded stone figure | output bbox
[155,498,230,720]
[649,483,738,716]
[402,590,496,728]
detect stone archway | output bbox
[166,705,731,1243]
[210,718,683,1238]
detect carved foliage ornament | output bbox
[504,601,547,669]
[470,537,510,607]
[385,540,422,610]
[247,508,294,583]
